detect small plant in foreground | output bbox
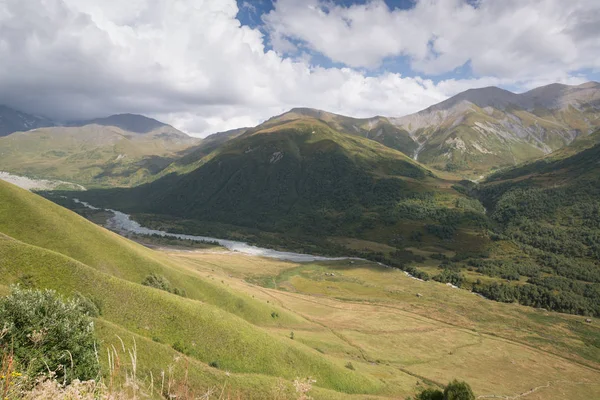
[0,286,99,384]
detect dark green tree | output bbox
[416,388,444,400]
[444,380,475,400]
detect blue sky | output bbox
[237,0,600,92]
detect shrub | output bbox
[172,340,189,355]
[209,360,220,369]
[73,292,101,317]
[142,274,187,297]
[417,388,444,400]
[0,286,99,384]
[345,362,355,370]
[444,380,475,400]
[172,287,187,297]
[142,273,172,292]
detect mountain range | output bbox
[2,81,599,185]
[0,109,199,187]
[391,81,600,174]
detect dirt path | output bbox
[477,380,600,399]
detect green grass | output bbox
[2,179,600,399]
[0,180,389,397]
[0,125,199,187]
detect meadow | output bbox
[1,179,599,399]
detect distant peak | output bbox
[68,113,171,134]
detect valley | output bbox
[1,179,599,399]
[1,81,600,399]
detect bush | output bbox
[142,273,186,297]
[0,286,99,384]
[345,362,355,370]
[142,273,172,292]
[415,380,474,400]
[73,292,101,317]
[172,340,189,355]
[417,388,444,400]
[444,380,475,400]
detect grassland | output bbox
[163,250,600,400]
[2,179,600,399]
[0,124,199,187]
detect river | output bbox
[72,199,352,263]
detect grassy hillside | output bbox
[0,123,199,187]
[0,179,390,398]
[260,109,417,156]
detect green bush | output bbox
[0,286,99,383]
[142,274,187,297]
[142,273,172,292]
[73,292,101,317]
[416,388,444,400]
[444,380,475,400]
[172,340,189,355]
[414,380,475,400]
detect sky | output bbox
[1,0,599,136]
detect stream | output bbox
[72,199,352,263]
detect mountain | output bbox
[0,105,55,136]
[391,81,600,175]
[68,113,178,134]
[265,107,417,155]
[0,114,199,187]
[73,115,496,261]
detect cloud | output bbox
[0,0,596,136]
[264,0,600,79]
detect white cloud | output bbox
[0,0,596,136]
[264,0,600,79]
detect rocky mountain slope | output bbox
[390,82,600,175]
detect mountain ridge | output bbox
[389,81,600,175]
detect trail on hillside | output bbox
[477,380,600,399]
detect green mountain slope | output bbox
[72,117,493,258]
[0,179,385,397]
[474,138,600,315]
[264,108,417,156]
[0,118,200,187]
